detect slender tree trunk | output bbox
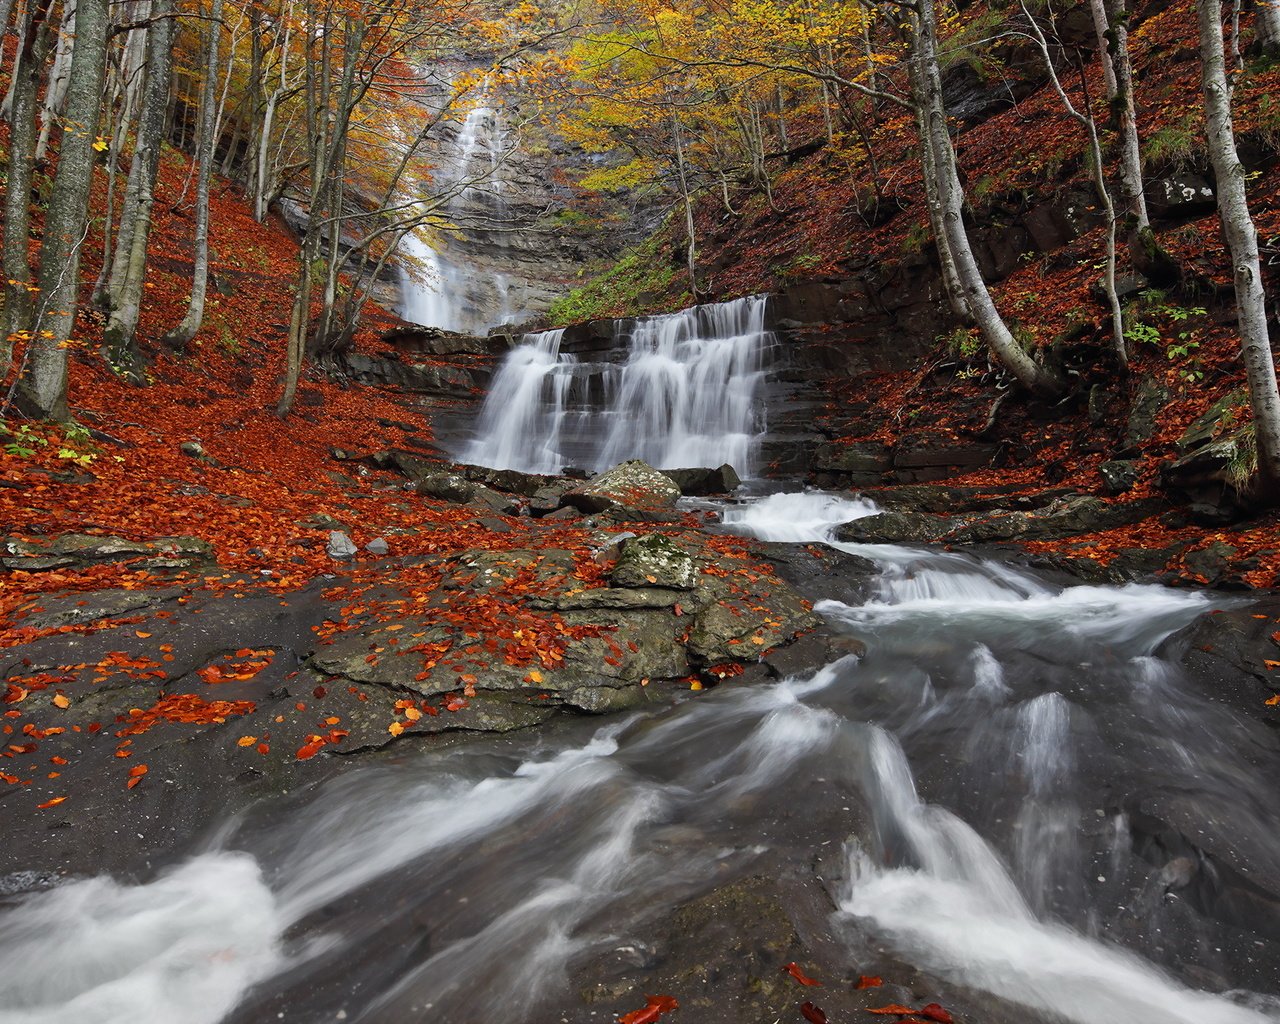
[671,114,699,300]
[910,0,1064,396]
[1198,0,1280,498]
[161,0,222,350]
[1088,0,1119,98]
[16,0,110,418]
[102,0,175,364]
[1108,0,1149,230]
[33,0,75,160]
[1254,0,1280,54]
[1,0,54,373]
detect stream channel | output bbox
[2,299,1280,1024]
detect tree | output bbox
[15,0,112,419]
[1197,0,1280,499]
[161,0,225,351]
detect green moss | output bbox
[547,229,686,325]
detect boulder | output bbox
[1098,460,1140,495]
[660,464,742,496]
[833,510,961,545]
[611,534,700,590]
[811,441,892,477]
[326,531,358,560]
[561,460,682,515]
[1149,174,1217,218]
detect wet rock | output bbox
[610,534,700,590]
[1183,540,1240,586]
[365,537,389,556]
[1099,459,1139,495]
[688,578,816,664]
[1160,436,1251,522]
[812,440,892,478]
[394,455,518,514]
[891,439,998,483]
[660,464,742,496]
[834,510,960,545]
[946,495,1165,544]
[0,534,214,573]
[326,531,358,560]
[561,460,682,515]
[459,463,564,498]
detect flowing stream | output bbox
[3,493,1279,1024]
[463,294,774,474]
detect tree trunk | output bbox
[33,0,75,160]
[1106,0,1149,230]
[161,0,223,351]
[1,0,54,375]
[1254,0,1280,54]
[16,0,110,419]
[1198,0,1280,498]
[1088,0,1119,98]
[102,0,175,365]
[671,114,699,301]
[910,0,1064,396]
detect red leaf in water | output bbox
[867,1006,917,1016]
[801,1002,828,1024]
[618,994,678,1024]
[783,962,822,987]
[855,976,883,990]
[918,1005,953,1024]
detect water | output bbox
[3,492,1279,1023]
[464,294,775,475]
[397,93,525,334]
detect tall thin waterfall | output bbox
[397,94,523,334]
[463,295,774,476]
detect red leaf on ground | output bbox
[295,741,324,760]
[918,1005,953,1024]
[783,962,822,986]
[802,1002,828,1024]
[856,976,883,989]
[618,994,678,1024]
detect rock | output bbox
[1175,391,1248,453]
[610,534,700,590]
[459,463,563,498]
[561,460,682,515]
[326,531,358,560]
[891,439,998,482]
[1183,540,1240,585]
[1149,174,1217,218]
[811,440,892,478]
[179,440,205,458]
[365,537,389,556]
[947,495,1165,544]
[660,464,742,495]
[1160,435,1251,521]
[1098,460,1140,495]
[833,510,960,545]
[1125,377,1170,451]
[0,534,214,573]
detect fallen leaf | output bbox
[128,764,148,777]
[135,631,152,638]
[856,976,883,989]
[918,1004,953,1024]
[783,962,822,986]
[867,1007,918,1016]
[618,994,678,1024]
[1266,695,1280,706]
[237,735,257,746]
[802,1003,828,1024]
[296,741,324,760]
[388,721,405,736]
[52,694,70,709]
[37,796,67,809]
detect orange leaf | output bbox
[527,669,543,683]
[296,741,324,760]
[856,976,883,989]
[619,994,678,1024]
[256,742,270,755]
[128,763,148,777]
[135,631,152,639]
[918,1004,954,1024]
[867,1007,918,1016]
[126,776,142,789]
[388,721,405,736]
[783,962,822,987]
[37,796,67,809]
[52,694,70,709]
[237,735,257,746]
[1265,695,1280,706]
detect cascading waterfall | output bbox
[463,294,775,476]
[3,489,1279,1024]
[397,91,524,334]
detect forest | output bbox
[2,0,1280,1023]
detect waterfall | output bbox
[463,294,775,476]
[396,91,524,334]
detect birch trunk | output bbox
[18,0,110,418]
[1198,0,1280,498]
[1254,0,1280,54]
[102,0,175,363]
[33,0,75,159]
[1087,0,1119,97]
[911,0,1063,396]
[1109,2,1149,230]
[161,0,223,351]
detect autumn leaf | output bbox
[618,994,678,1024]
[1266,695,1280,706]
[388,721,405,736]
[296,741,324,760]
[918,1004,954,1024]
[237,735,257,746]
[801,1003,828,1024]
[867,1006,918,1016]
[782,962,822,986]
[37,796,68,809]
[52,694,70,708]
[856,976,883,989]
[128,763,149,777]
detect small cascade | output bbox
[463,295,775,476]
